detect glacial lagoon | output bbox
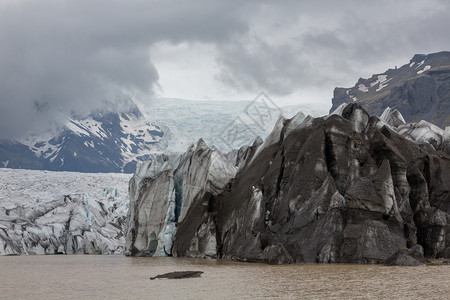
[1,255,449,299]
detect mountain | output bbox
[0,99,167,173]
[330,51,450,128]
[0,97,313,173]
[126,104,450,265]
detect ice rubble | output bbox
[0,169,130,255]
[378,107,449,152]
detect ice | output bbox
[284,111,308,136]
[329,103,347,117]
[0,168,131,255]
[126,138,238,257]
[147,98,325,154]
[250,116,286,165]
[397,120,445,150]
[380,107,406,128]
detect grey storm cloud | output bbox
[0,0,253,138]
[1,0,450,139]
[215,0,450,96]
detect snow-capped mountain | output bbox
[0,100,168,173]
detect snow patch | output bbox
[415,59,425,69]
[346,89,357,101]
[370,75,392,92]
[417,65,431,75]
[84,141,94,148]
[358,84,369,92]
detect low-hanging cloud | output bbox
[0,0,252,138]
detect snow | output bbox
[119,114,160,143]
[410,62,415,67]
[19,132,62,159]
[0,168,131,255]
[345,89,357,101]
[65,120,91,137]
[358,84,369,92]
[417,65,431,75]
[369,75,392,92]
[415,59,425,69]
[370,75,387,87]
[84,141,94,148]
[71,118,107,139]
[117,113,165,164]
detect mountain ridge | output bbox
[330,51,450,128]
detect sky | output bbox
[1,0,450,139]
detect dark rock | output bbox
[150,271,204,280]
[127,103,450,265]
[409,244,425,257]
[385,249,426,266]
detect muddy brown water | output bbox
[1,255,449,299]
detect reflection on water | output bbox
[0,255,449,299]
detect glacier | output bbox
[125,103,450,265]
[0,168,131,255]
[2,103,449,264]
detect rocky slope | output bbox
[330,51,450,128]
[126,103,450,265]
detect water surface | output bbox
[1,255,449,299]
